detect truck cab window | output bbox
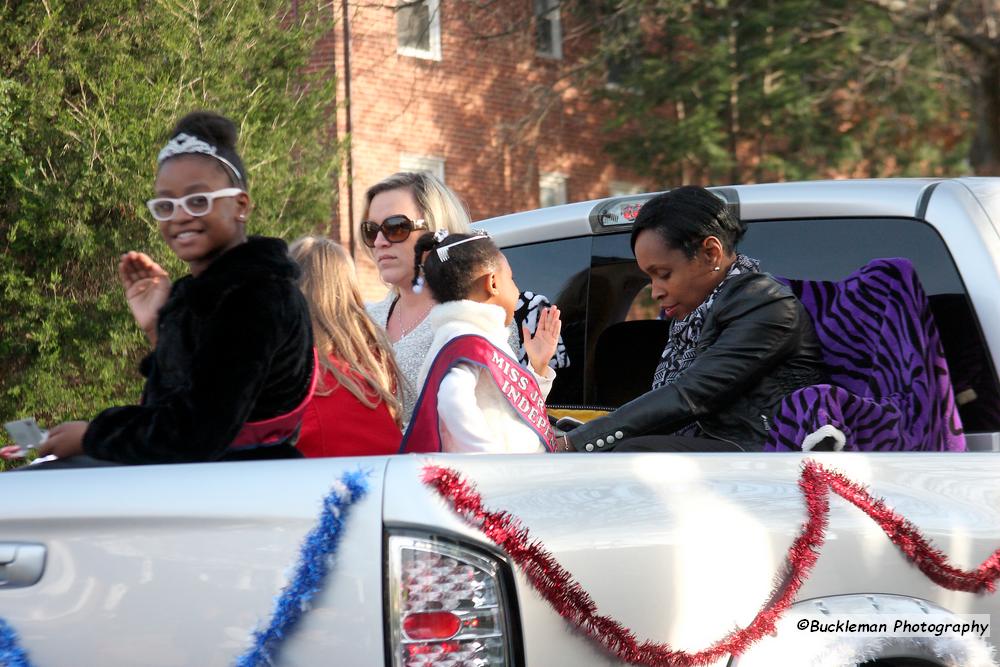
[503,236,591,406]
[742,218,1000,434]
[588,219,1000,434]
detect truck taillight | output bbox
[387,534,515,666]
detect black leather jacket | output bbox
[566,272,825,452]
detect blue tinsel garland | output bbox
[235,469,370,666]
[0,469,369,667]
[0,618,31,667]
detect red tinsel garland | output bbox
[421,459,1000,667]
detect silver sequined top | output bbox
[366,293,435,426]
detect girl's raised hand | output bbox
[523,306,562,376]
[119,251,171,342]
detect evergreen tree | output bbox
[580,0,969,184]
[865,0,1000,175]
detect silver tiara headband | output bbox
[436,231,490,262]
[157,133,242,182]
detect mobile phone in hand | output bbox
[4,418,48,456]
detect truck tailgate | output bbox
[384,452,1000,666]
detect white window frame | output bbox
[539,172,568,208]
[534,0,563,60]
[609,180,644,197]
[396,0,442,61]
[400,153,446,182]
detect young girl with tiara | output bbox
[27,111,315,464]
[400,231,562,454]
[289,236,403,457]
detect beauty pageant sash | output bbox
[401,335,555,453]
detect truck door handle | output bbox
[0,543,46,588]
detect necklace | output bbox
[391,298,433,339]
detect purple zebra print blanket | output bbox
[766,258,966,452]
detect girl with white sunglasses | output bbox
[25,111,315,465]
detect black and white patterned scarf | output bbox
[651,254,760,390]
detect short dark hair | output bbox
[413,232,503,303]
[163,111,248,189]
[630,186,746,258]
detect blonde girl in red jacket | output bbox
[290,236,403,456]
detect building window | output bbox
[534,0,562,59]
[609,181,644,197]
[539,172,568,207]
[396,0,441,61]
[400,153,446,182]
[605,9,640,89]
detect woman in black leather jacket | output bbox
[557,186,825,453]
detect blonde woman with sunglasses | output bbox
[290,236,403,456]
[362,172,471,424]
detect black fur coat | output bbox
[83,236,314,463]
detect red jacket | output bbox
[296,356,401,457]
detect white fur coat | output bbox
[416,300,555,454]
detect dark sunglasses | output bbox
[361,215,427,248]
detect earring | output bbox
[713,266,721,272]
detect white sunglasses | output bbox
[146,187,244,221]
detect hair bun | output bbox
[169,111,239,150]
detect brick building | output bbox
[316,1,655,299]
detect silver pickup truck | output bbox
[3,178,1000,667]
